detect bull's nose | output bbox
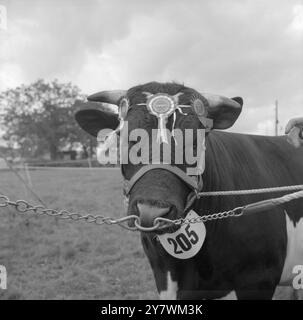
[137,203,171,228]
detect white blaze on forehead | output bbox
[159,271,178,300]
[280,211,303,285]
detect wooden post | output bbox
[275,100,279,136]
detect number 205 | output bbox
[167,225,199,254]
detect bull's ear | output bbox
[208,97,243,130]
[75,108,119,137]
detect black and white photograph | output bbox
[0,0,303,310]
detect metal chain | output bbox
[2,188,302,232]
[0,194,139,231]
[155,206,244,225]
[0,194,243,232]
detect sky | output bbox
[0,0,302,135]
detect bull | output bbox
[75,82,303,300]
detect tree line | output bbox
[0,79,95,160]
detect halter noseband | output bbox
[123,164,202,196]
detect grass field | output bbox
[0,168,295,300]
[0,168,157,300]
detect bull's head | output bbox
[75,82,243,231]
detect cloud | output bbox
[0,0,302,134]
[289,3,303,33]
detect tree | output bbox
[0,79,90,160]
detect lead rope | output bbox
[197,184,303,197]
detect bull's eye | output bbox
[119,97,129,120]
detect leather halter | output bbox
[123,164,203,214]
[120,93,212,211]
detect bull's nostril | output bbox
[137,203,171,228]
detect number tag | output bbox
[158,210,206,259]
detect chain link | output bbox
[0,194,244,232]
[155,206,244,226]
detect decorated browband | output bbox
[118,92,213,144]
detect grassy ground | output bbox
[0,168,295,299]
[0,168,157,300]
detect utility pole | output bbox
[275,100,279,136]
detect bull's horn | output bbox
[202,93,242,109]
[87,90,126,105]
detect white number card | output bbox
[158,210,206,259]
